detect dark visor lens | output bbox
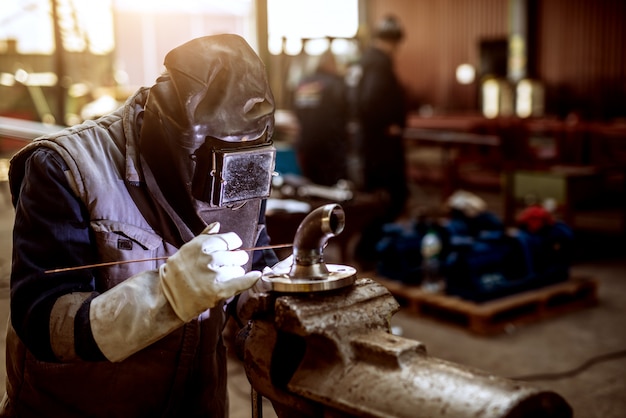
[213,146,276,206]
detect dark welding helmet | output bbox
[140,34,276,209]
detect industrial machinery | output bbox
[238,203,572,418]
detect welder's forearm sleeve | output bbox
[10,148,106,362]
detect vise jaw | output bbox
[239,278,572,418]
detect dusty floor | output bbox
[0,184,623,417]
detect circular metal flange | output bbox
[261,264,357,293]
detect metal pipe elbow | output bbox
[289,204,345,279]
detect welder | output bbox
[1,34,279,418]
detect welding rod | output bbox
[44,243,293,274]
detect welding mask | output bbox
[139,34,276,210]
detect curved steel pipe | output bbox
[289,204,345,279]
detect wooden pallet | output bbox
[369,275,599,335]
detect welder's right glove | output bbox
[89,222,261,362]
[235,254,295,325]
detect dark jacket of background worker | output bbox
[293,50,349,186]
[348,15,409,264]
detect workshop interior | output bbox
[0,0,625,417]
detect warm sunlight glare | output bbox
[0,0,114,54]
[267,0,358,55]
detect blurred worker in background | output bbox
[347,14,409,267]
[1,34,279,418]
[293,49,349,186]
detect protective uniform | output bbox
[348,16,409,264]
[1,34,277,418]
[353,45,407,207]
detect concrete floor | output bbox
[0,186,624,418]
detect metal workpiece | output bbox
[261,203,356,292]
[241,278,572,418]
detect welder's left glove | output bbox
[235,254,294,324]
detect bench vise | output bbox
[237,204,572,418]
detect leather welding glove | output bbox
[264,254,294,275]
[159,222,262,321]
[236,254,295,324]
[90,222,261,362]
